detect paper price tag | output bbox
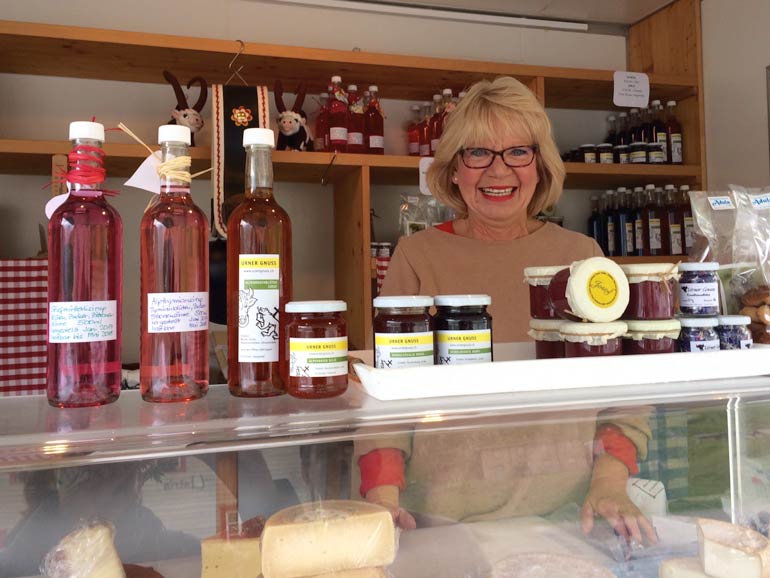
[418,157,434,196]
[613,71,650,108]
[45,190,70,220]
[125,152,161,195]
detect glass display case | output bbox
[0,374,769,578]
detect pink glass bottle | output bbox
[47,121,123,408]
[407,104,421,156]
[140,125,209,402]
[313,92,329,152]
[428,93,443,155]
[364,85,385,154]
[327,75,348,153]
[346,84,366,154]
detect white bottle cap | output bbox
[607,115,616,121]
[422,101,431,107]
[679,317,718,328]
[411,104,421,111]
[69,121,105,142]
[678,262,720,272]
[619,112,628,117]
[630,108,639,113]
[433,94,442,101]
[331,75,342,83]
[717,315,751,326]
[645,184,655,190]
[680,185,690,191]
[651,99,662,106]
[243,128,275,148]
[373,295,433,308]
[158,124,191,145]
[434,294,491,307]
[442,88,453,96]
[286,300,347,313]
[605,190,615,195]
[667,100,677,106]
[347,84,357,92]
[664,184,675,190]
[617,187,627,193]
[458,91,467,98]
[368,85,378,92]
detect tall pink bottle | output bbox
[47,121,123,408]
[140,125,209,402]
[327,75,348,153]
[346,84,366,154]
[313,92,329,152]
[364,85,384,154]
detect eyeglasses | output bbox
[458,145,538,169]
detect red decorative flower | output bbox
[231,106,253,127]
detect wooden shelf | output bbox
[564,162,701,189]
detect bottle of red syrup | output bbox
[327,75,349,153]
[364,85,385,154]
[47,121,123,408]
[313,92,329,152]
[140,125,209,402]
[346,84,366,154]
[407,104,421,156]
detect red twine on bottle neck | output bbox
[49,144,118,196]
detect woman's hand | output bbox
[365,485,417,531]
[580,454,657,545]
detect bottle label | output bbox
[374,331,433,369]
[49,300,117,343]
[583,153,596,164]
[430,138,440,153]
[687,339,719,352]
[684,217,695,249]
[679,283,719,308]
[147,292,208,334]
[238,254,280,363]
[634,219,644,249]
[625,223,634,253]
[671,133,683,163]
[656,133,668,158]
[587,271,619,308]
[419,143,430,156]
[648,149,665,164]
[669,224,683,255]
[369,135,385,149]
[607,223,615,252]
[436,330,492,365]
[630,150,647,163]
[599,152,614,164]
[289,336,348,378]
[618,152,629,164]
[408,142,419,154]
[347,132,364,146]
[649,218,662,250]
[329,127,348,142]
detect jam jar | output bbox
[528,318,564,359]
[678,317,719,352]
[547,257,630,323]
[560,321,627,357]
[622,319,681,355]
[372,295,434,369]
[597,143,613,164]
[629,142,647,164]
[647,142,665,164]
[620,263,679,320]
[434,294,493,365]
[614,144,629,164]
[716,315,753,350]
[678,262,721,316]
[284,300,348,398]
[579,144,597,163]
[523,265,566,319]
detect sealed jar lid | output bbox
[243,127,275,147]
[69,121,105,141]
[620,263,679,283]
[373,295,433,308]
[679,262,720,272]
[158,124,191,145]
[679,317,718,328]
[559,321,628,344]
[580,144,596,149]
[528,318,564,342]
[597,143,612,149]
[434,294,491,307]
[565,257,630,322]
[625,319,681,340]
[717,315,751,326]
[524,265,567,286]
[286,300,347,313]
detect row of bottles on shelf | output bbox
[588,184,694,257]
[606,100,683,164]
[405,89,467,156]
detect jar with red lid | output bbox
[523,265,566,319]
[560,321,627,357]
[284,300,348,399]
[528,318,564,359]
[622,319,681,355]
[547,257,630,323]
[372,295,434,369]
[620,263,679,320]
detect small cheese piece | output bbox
[488,553,616,578]
[42,522,126,578]
[698,518,770,578]
[201,534,261,578]
[309,568,387,578]
[659,557,709,578]
[261,501,395,578]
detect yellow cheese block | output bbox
[43,522,126,578]
[261,501,396,578]
[658,557,709,578]
[201,534,261,578]
[698,518,770,578]
[308,568,386,578]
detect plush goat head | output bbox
[163,70,208,145]
[274,80,312,151]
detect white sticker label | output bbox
[369,135,384,149]
[649,218,662,250]
[430,138,440,153]
[436,330,492,365]
[238,255,280,362]
[740,339,753,349]
[419,143,430,156]
[49,300,117,343]
[750,193,770,211]
[329,127,348,141]
[408,142,419,154]
[687,339,720,352]
[347,132,364,146]
[418,156,435,196]
[289,336,348,378]
[613,71,650,108]
[684,217,695,249]
[670,224,683,255]
[374,331,434,369]
[635,220,644,250]
[656,133,668,159]
[599,152,613,164]
[708,196,735,211]
[670,134,683,163]
[607,223,615,252]
[147,292,208,333]
[625,223,635,253]
[679,283,719,308]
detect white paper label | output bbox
[289,336,348,378]
[125,152,162,195]
[740,339,753,349]
[679,283,719,308]
[649,218,662,250]
[147,292,208,333]
[607,223,615,252]
[684,217,695,249]
[369,135,384,149]
[374,331,434,369]
[418,156,435,195]
[599,152,613,164]
[687,339,719,352]
[430,138,439,153]
[45,192,70,220]
[49,300,117,343]
[656,133,668,159]
[347,132,363,145]
[670,224,683,254]
[419,143,430,156]
[613,71,650,108]
[750,193,770,210]
[329,127,348,141]
[238,254,279,362]
[635,220,644,250]
[708,196,735,211]
[670,133,683,163]
[408,142,419,154]
[436,330,492,365]
[625,223,634,252]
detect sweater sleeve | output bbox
[380,242,420,296]
[597,406,653,460]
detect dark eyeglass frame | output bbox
[457,145,539,169]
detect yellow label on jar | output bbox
[587,271,618,308]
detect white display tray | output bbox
[352,342,770,401]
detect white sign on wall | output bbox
[613,71,650,108]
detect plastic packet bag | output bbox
[399,193,428,237]
[42,521,126,578]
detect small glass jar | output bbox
[620,263,679,320]
[285,300,348,398]
[372,295,434,369]
[523,265,566,319]
[716,315,753,350]
[678,317,720,352]
[647,142,665,164]
[613,144,630,164]
[629,142,647,164]
[579,144,597,164]
[678,262,721,316]
[528,318,564,359]
[434,295,493,365]
[560,321,627,357]
[597,143,613,164]
[623,319,681,355]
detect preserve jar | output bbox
[613,144,630,164]
[579,144,597,163]
[620,263,679,320]
[647,142,665,164]
[560,321,627,357]
[597,143,613,164]
[528,318,564,359]
[678,262,720,316]
[523,265,566,319]
[622,319,681,355]
[547,257,630,323]
[372,295,434,369]
[284,300,348,398]
[716,315,753,350]
[678,317,719,352]
[629,142,647,164]
[434,294,493,365]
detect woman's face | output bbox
[453,128,539,227]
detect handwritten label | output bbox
[708,196,735,211]
[147,292,208,334]
[419,157,434,196]
[613,71,650,108]
[49,300,117,343]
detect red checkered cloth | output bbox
[0,259,47,396]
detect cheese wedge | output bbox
[697,518,770,578]
[261,501,395,578]
[658,557,709,578]
[201,534,261,578]
[43,522,126,578]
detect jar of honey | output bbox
[284,300,348,398]
[622,319,681,355]
[560,321,627,357]
[372,295,434,369]
[528,318,564,359]
[434,294,493,365]
[523,265,567,319]
[620,263,679,320]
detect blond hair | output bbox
[426,76,565,218]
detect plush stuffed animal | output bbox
[163,70,207,146]
[274,80,313,151]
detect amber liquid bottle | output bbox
[642,185,668,257]
[364,85,384,154]
[227,128,292,397]
[140,125,209,402]
[632,187,646,257]
[665,100,684,164]
[407,104,421,156]
[417,101,432,157]
[664,184,684,255]
[428,93,443,155]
